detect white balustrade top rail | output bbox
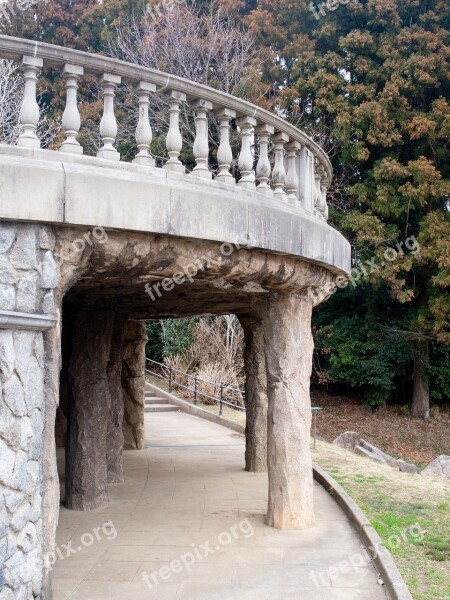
[0,35,331,221]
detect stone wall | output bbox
[0,222,57,599]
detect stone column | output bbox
[0,222,58,600]
[239,315,268,473]
[65,309,114,510]
[122,320,148,450]
[106,313,129,483]
[262,292,315,530]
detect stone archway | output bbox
[0,222,337,599]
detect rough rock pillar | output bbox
[106,313,129,483]
[122,320,148,450]
[239,315,268,473]
[262,292,315,530]
[65,309,114,510]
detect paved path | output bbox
[54,411,388,599]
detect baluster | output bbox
[320,178,330,221]
[133,81,156,166]
[60,63,84,155]
[164,90,186,173]
[191,99,213,179]
[215,108,236,184]
[18,56,43,148]
[299,147,314,213]
[237,116,257,189]
[285,140,301,205]
[97,73,121,161]
[272,132,289,202]
[314,161,329,220]
[255,124,274,195]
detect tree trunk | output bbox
[411,343,430,420]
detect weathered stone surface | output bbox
[19,417,34,452]
[41,290,55,314]
[0,283,15,310]
[0,225,49,597]
[423,455,450,479]
[0,494,8,538]
[0,437,16,486]
[263,293,315,530]
[3,489,23,514]
[0,400,21,450]
[106,313,129,484]
[9,228,37,270]
[40,251,58,289]
[397,459,420,475]
[0,331,15,382]
[66,308,114,510]
[4,549,26,588]
[0,534,7,563]
[122,320,147,451]
[16,522,37,553]
[333,431,360,451]
[29,409,44,461]
[354,445,386,463]
[0,223,16,253]
[333,436,421,474]
[240,315,268,473]
[16,272,38,312]
[0,255,16,285]
[38,228,56,251]
[10,451,31,493]
[10,502,31,533]
[3,372,26,417]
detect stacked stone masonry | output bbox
[0,222,58,600]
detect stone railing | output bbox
[0,35,331,221]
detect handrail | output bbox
[145,357,246,413]
[0,34,332,184]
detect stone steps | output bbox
[145,404,179,413]
[145,397,168,405]
[144,386,179,412]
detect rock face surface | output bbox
[240,316,268,473]
[66,309,114,510]
[333,431,360,451]
[263,293,315,530]
[106,314,129,483]
[334,431,420,474]
[0,222,57,599]
[122,321,148,450]
[423,455,450,479]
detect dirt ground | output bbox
[312,392,450,466]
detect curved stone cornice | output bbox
[0,146,350,274]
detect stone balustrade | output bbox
[0,34,331,221]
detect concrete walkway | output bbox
[53,412,388,599]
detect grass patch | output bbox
[315,445,450,600]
